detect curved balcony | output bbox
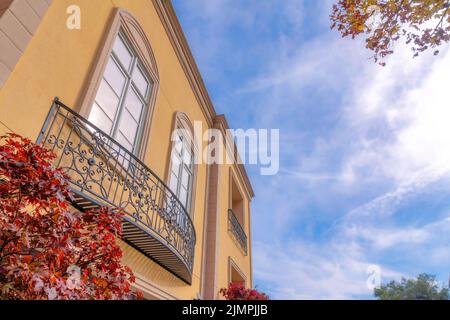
[37,98,196,284]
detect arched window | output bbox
[79,9,159,158]
[168,112,197,215]
[89,31,151,153]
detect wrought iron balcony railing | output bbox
[37,98,196,283]
[228,209,248,255]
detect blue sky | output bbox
[172,0,450,299]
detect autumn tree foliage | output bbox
[0,133,140,299]
[220,283,269,300]
[331,0,450,65]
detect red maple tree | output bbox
[331,0,450,65]
[220,282,269,300]
[0,133,141,299]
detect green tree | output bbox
[374,273,449,300]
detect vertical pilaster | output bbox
[202,162,221,299]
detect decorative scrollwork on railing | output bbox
[228,209,248,255]
[37,98,195,272]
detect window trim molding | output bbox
[165,111,199,218]
[77,8,159,159]
[228,257,247,287]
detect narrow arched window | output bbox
[169,132,194,211]
[168,112,197,215]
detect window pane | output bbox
[174,135,183,155]
[112,35,132,70]
[132,65,149,97]
[117,110,138,144]
[183,146,193,166]
[115,131,133,152]
[177,213,185,227]
[124,87,144,121]
[170,155,180,177]
[89,103,113,134]
[179,186,188,208]
[113,135,132,168]
[181,167,190,189]
[95,80,119,120]
[169,171,178,194]
[104,58,126,96]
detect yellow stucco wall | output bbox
[0,0,252,300]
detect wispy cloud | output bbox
[253,239,402,299]
[252,41,450,297]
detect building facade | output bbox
[0,0,254,300]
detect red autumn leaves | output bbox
[331,0,450,65]
[220,282,269,300]
[0,133,141,299]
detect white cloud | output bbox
[248,20,450,299]
[343,225,429,250]
[238,34,365,95]
[253,240,402,299]
[342,46,450,187]
[253,214,450,299]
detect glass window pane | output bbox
[124,87,144,121]
[174,134,183,155]
[169,172,178,194]
[112,35,132,70]
[171,155,180,177]
[104,58,126,96]
[181,167,190,189]
[177,213,185,227]
[117,110,138,144]
[132,65,149,97]
[183,147,193,166]
[89,103,113,134]
[179,186,188,208]
[95,80,119,120]
[115,131,133,152]
[113,135,132,168]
